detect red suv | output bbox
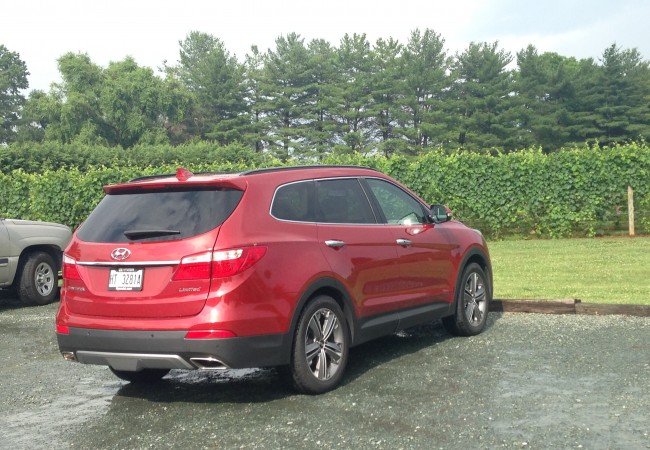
[56,166,492,394]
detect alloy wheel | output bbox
[304,308,344,381]
[463,271,487,325]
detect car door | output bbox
[363,177,456,308]
[314,178,405,318]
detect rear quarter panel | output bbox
[214,179,334,334]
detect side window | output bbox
[366,178,428,225]
[271,181,314,222]
[316,179,376,224]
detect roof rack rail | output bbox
[240,165,377,176]
[127,166,375,182]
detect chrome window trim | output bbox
[76,260,180,267]
[363,176,430,223]
[269,176,381,225]
[269,179,317,223]
[362,176,429,209]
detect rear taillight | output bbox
[213,246,267,277]
[172,252,213,281]
[62,255,81,280]
[172,246,267,281]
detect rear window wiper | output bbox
[123,229,181,240]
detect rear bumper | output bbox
[57,327,291,371]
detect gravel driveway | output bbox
[1,294,648,449]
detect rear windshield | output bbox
[77,188,243,243]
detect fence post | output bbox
[628,186,635,237]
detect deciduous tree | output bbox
[20,53,188,147]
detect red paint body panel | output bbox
[56,166,491,369]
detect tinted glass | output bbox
[366,178,427,225]
[316,179,376,224]
[271,181,314,222]
[77,188,243,243]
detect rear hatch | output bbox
[63,180,244,318]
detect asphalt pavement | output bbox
[0,294,648,449]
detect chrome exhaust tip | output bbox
[190,357,229,370]
[62,351,77,362]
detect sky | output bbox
[3,0,650,93]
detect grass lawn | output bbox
[488,236,650,305]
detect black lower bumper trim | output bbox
[57,328,292,369]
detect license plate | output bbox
[108,268,144,291]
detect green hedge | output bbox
[0,141,264,172]
[2,143,649,238]
[321,143,650,238]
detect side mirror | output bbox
[430,204,452,223]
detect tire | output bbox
[109,367,170,383]
[442,263,491,337]
[17,251,59,305]
[290,295,349,395]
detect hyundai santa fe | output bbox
[56,165,492,394]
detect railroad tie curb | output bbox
[490,298,650,317]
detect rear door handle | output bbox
[396,238,412,247]
[325,240,346,248]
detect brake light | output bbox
[56,324,70,334]
[176,167,194,181]
[62,255,81,280]
[172,246,267,281]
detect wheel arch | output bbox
[19,244,62,266]
[14,245,63,286]
[454,247,493,304]
[289,277,358,346]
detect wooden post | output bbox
[628,186,635,237]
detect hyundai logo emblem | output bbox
[111,248,131,261]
